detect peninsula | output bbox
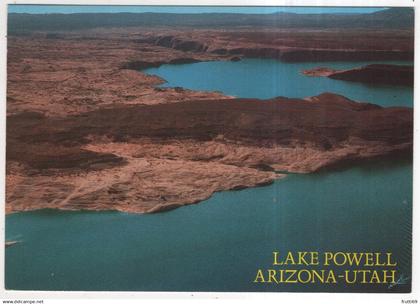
[302,64,414,87]
[6,8,414,214]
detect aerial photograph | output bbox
[5,5,413,292]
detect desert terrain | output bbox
[6,9,414,213]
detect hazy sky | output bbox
[8,5,386,15]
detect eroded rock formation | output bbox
[303,64,414,86]
[6,24,413,214]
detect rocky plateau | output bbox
[6,11,414,214]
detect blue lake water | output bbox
[8,5,385,15]
[145,59,413,107]
[6,161,412,292]
[5,58,413,292]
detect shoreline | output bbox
[6,26,414,215]
[6,155,413,216]
[6,95,413,214]
[302,64,414,87]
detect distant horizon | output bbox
[8,5,387,15]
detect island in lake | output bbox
[5,6,414,292]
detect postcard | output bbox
[1,2,416,301]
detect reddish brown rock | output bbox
[302,67,337,77]
[6,25,414,214]
[303,64,413,87]
[6,93,413,214]
[328,64,414,87]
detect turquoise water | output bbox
[8,5,384,15]
[6,161,412,292]
[5,58,413,292]
[145,59,413,107]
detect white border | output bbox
[0,1,417,303]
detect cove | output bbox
[5,58,413,292]
[6,160,412,292]
[144,59,413,107]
